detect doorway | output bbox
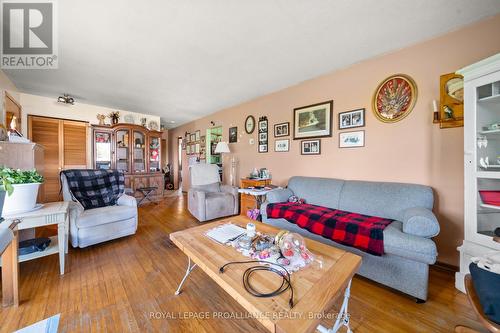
[177,137,183,190]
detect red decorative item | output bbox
[479,191,500,206]
[372,74,417,123]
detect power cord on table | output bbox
[219,260,294,308]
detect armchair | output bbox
[60,172,138,248]
[188,164,238,222]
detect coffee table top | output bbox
[170,215,361,333]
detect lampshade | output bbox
[215,141,230,154]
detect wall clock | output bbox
[372,74,418,123]
[245,115,255,134]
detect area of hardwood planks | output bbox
[0,193,486,332]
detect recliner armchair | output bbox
[188,164,238,222]
[60,173,138,248]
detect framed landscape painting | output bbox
[293,100,333,139]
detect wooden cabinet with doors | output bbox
[239,178,272,217]
[28,116,89,203]
[91,124,164,201]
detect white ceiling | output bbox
[5,0,500,128]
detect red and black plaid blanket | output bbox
[266,202,393,256]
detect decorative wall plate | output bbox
[372,74,417,123]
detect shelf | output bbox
[0,236,59,266]
[479,203,500,211]
[476,171,500,179]
[478,129,500,135]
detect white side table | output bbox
[1,201,70,275]
[238,187,281,220]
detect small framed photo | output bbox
[195,143,200,153]
[195,130,201,141]
[259,144,268,153]
[259,132,268,142]
[186,144,191,154]
[339,130,365,148]
[274,139,289,152]
[200,135,206,145]
[339,108,365,129]
[190,133,196,142]
[259,118,268,132]
[186,133,190,143]
[274,122,289,137]
[301,139,321,155]
[229,127,238,143]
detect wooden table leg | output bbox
[2,229,19,307]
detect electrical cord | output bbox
[219,260,294,308]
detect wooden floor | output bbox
[0,193,486,333]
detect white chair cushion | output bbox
[77,205,137,229]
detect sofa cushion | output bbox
[287,176,345,209]
[338,180,434,221]
[77,205,137,228]
[402,207,440,238]
[205,192,234,221]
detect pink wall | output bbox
[169,15,500,266]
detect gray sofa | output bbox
[261,176,440,301]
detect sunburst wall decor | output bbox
[372,74,418,123]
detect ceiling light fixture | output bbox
[57,94,75,105]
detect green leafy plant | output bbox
[0,167,44,196]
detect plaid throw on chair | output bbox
[266,202,393,256]
[62,169,125,210]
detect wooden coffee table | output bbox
[170,215,361,333]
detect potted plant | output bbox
[0,167,44,216]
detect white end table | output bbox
[1,201,70,275]
[238,187,281,220]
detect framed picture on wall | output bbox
[274,139,289,152]
[186,144,191,154]
[229,127,238,143]
[186,133,190,143]
[195,130,201,141]
[195,143,200,153]
[293,100,333,139]
[300,139,321,155]
[339,130,365,148]
[259,144,268,153]
[190,133,196,142]
[339,108,365,129]
[274,122,289,137]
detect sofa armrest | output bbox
[188,189,207,221]
[117,193,138,208]
[402,207,440,238]
[266,188,294,204]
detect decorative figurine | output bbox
[108,111,120,124]
[96,114,106,126]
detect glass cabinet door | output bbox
[476,80,500,172]
[133,131,146,173]
[115,129,130,172]
[94,131,112,170]
[149,136,160,172]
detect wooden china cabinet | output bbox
[91,123,164,200]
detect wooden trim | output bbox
[435,261,459,272]
[27,114,89,124]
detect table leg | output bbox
[174,257,197,296]
[2,229,19,307]
[64,215,69,255]
[58,222,65,275]
[317,279,353,333]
